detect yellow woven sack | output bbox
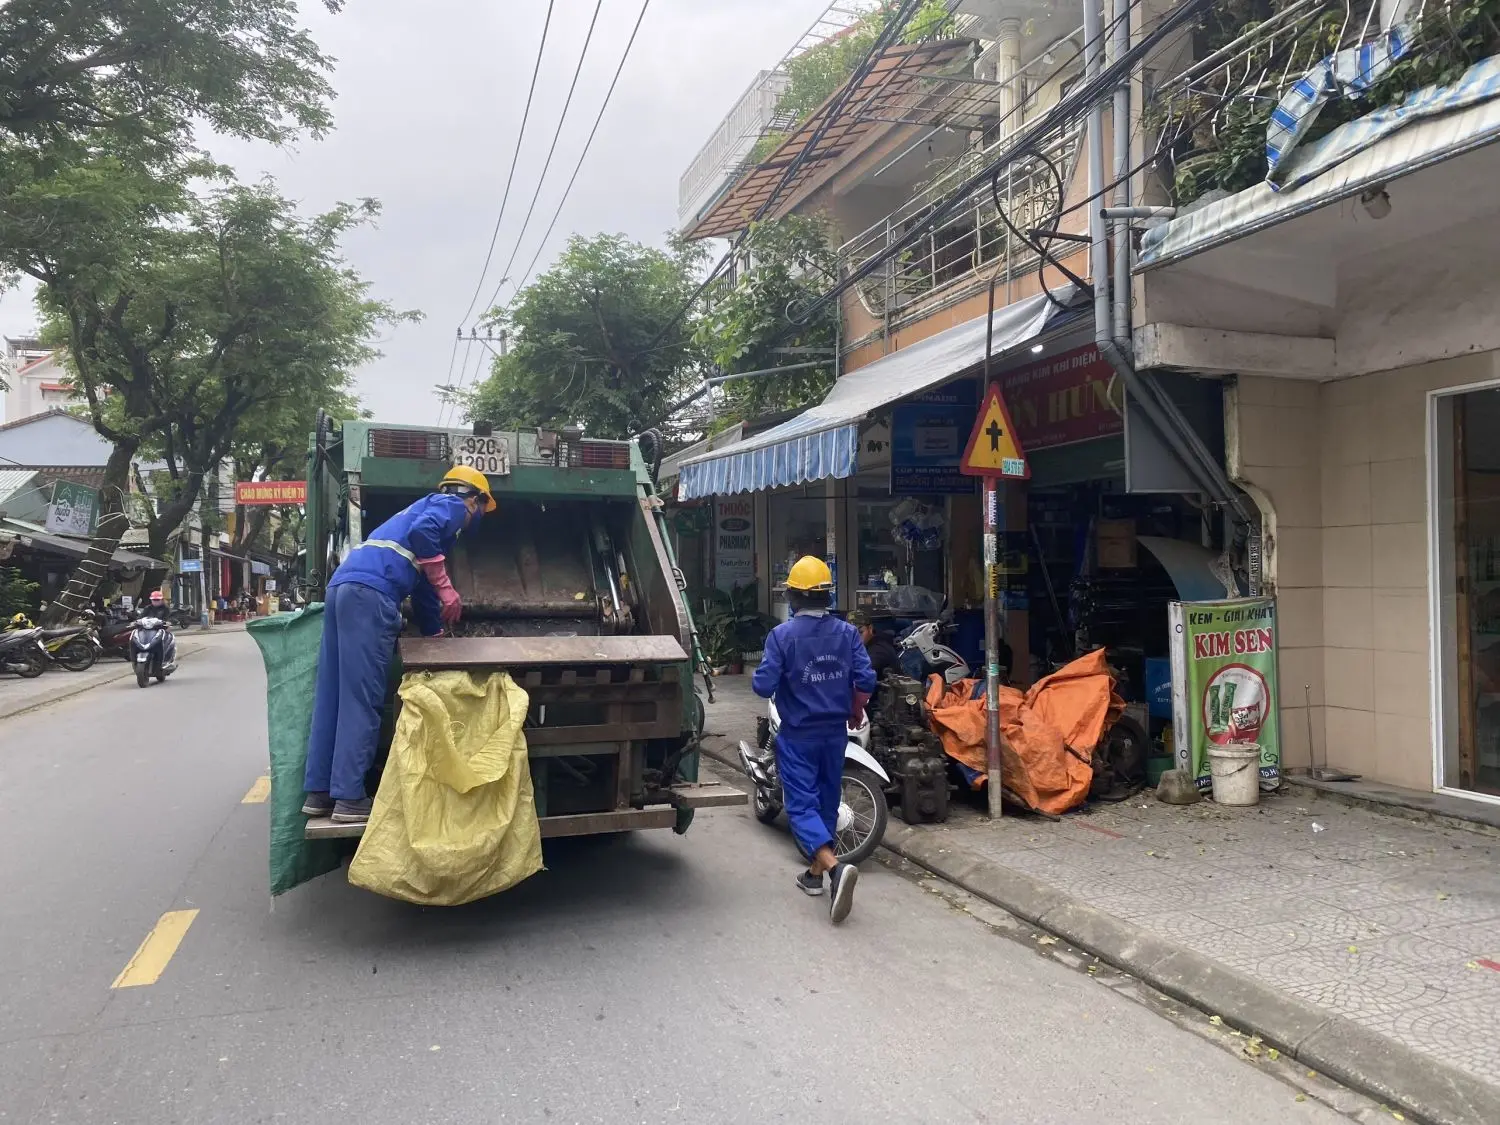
[349,670,542,905]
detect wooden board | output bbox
[665,783,749,810]
[400,634,688,669]
[305,806,681,842]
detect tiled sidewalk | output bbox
[701,673,1500,1098]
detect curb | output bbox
[699,735,1500,1125]
[0,641,208,722]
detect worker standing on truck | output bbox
[301,465,496,826]
[752,556,876,925]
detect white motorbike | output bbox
[738,697,890,866]
[896,617,974,685]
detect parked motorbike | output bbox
[738,696,889,866]
[90,610,139,661]
[5,614,100,672]
[0,627,47,678]
[130,615,178,687]
[896,616,975,685]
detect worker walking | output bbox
[752,556,875,924]
[301,466,496,826]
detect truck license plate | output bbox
[452,435,510,476]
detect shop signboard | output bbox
[890,380,977,494]
[45,480,97,536]
[1000,344,1122,450]
[1168,597,1282,793]
[713,496,755,592]
[179,558,203,574]
[234,480,307,506]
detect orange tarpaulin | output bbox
[924,649,1125,816]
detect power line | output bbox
[455,0,558,330]
[480,0,608,319]
[505,0,656,300]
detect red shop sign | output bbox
[999,345,1122,451]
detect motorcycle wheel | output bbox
[154,665,167,683]
[55,638,97,672]
[833,766,889,867]
[135,661,150,688]
[752,787,783,825]
[11,649,46,679]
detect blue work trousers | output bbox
[777,728,846,857]
[304,582,402,800]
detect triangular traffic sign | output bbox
[960,384,1030,479]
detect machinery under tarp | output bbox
[349,670,543,906]
[924,649,1125,816]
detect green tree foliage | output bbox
[30,181,409,562]
[0,0,335,152]
[465,234,708,439]
[693,216,838,423]
[0,566,40,619]
[745,0,954,165]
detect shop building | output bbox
[674,1,1236,702]
[1129,3,1500,801]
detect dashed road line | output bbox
[111,909,200,989]
[242,775,271,803]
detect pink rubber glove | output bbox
[416,556,462,626]
[851,690,871,728]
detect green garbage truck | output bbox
[293,415,744,844]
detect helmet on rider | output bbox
[149,590,164,604]
[438,464,498,515]
[9,612,27,628]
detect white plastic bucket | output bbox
[1207,743,1261,806]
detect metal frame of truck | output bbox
[299,416,743,841]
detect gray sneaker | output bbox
[330,797,373,824]
[829,863,858,925]
[301,792,335,817]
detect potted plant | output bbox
[699,583,774,674]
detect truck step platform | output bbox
[664,782,748,809]
[303,804,730,841]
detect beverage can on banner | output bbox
[1168,598,1281,793]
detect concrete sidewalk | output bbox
[700,673,1500,1125]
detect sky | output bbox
[0,0,834,424]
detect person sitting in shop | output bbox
[848,610,900,680]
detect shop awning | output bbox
[0,520,166,572]
[677,287,1072,501]
[1138,54,1500,270]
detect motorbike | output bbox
[896,616,975,685]
[738,696,890,866]
[5,615,100,672]
[130,615,178,687]
[0,627,48,678]
[90,610,139,661]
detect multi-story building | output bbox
[677,0,1500,808]
[2,337,74,423]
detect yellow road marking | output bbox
[111,909,199,989]
[242,775,271,804]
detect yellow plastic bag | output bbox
[349,670,543,905]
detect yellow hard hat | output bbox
[785,555,833,592]
[440,464,497,513]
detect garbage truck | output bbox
[293,415,745,845]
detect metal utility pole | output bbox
[982,277,1004,820]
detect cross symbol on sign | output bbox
[986,419,1003,451]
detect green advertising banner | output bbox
[45,479,98,537]
[1168,597,1281,793]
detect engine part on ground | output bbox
[867,673,950,824]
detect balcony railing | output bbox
[1149,0,1496,203]
[838,119,1084,330]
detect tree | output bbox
[693,215,839,424]
[464,234,708,440]
[27,180,411,616]
[0,0,335,150]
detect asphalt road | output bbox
[0,634,1351,1124]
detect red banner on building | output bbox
[235,480,307,506]
[1000,345,1123,450]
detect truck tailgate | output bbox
[399,634,688,669]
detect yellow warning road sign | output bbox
[960,384,1030,479]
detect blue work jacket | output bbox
[330,493,472,636]
[752,610,875,738]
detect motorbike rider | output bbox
[137,590,169,621]
[751,557,875,925]
[301,465,495,826]
[848,610,900,680]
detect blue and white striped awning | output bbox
[678,287,1070,501]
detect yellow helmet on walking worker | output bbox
[439,464,498,513]
[785,556,833,593]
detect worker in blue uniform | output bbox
[301,465,497,826]
[752,556,875,925]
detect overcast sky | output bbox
[0,0,832,423]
